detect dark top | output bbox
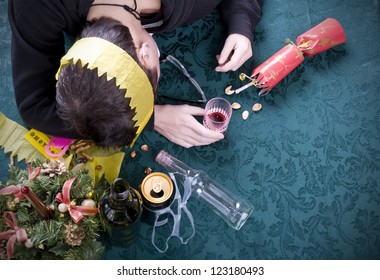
[8,0,262,139]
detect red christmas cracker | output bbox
[235,18,347,95]
[296,18,347,56]
[251,43,305,95]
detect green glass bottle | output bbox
[101,178,142,225]
[100,178,143,246]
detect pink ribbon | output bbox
[55,177,98,223]
[0,211,28,259]
[0,165,41,199]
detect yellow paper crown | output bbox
[56,37,154,147]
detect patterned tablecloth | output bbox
[1,0,379,259]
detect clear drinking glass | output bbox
[203,97,232,134]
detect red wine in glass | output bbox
[203,108,229,133]
[208,111,226,122]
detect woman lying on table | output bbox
[9,0,262,148]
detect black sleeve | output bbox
[219,0,263,43]
[8,0,91,138]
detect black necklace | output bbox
[91,0,141,21]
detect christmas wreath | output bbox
[0,159,108,260]
[0,113,131,260]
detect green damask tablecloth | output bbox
[1,0,379,260]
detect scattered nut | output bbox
[81,152,94,162]
[130,150,137,158]
[74,144,94,153]
[252,103,262,112]
[141,144,149,152]
[144,167,153,175]
[231,102,241,110]
[95,165,102,171]
[224,85,235,95]
[242,110,249,120]
[70,140,87,150]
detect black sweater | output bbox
[8,0,262,138]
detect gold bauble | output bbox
[86,191,94,199]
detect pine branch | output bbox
[71,174,94,199]
[16,205,41,225]
[30,220,65,248]
[64,239,105,260]
[48,241,70,258]
[0,195,7,215]
[6,164,27,184]
[81,216,102,240]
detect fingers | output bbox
[216,46,251,72]
[215,34,252,72]
[216,41,235,68]
[181,105,225,144]
[183,104,206,116]
[154,104,224,148]
[188,122,224,145]
[216,52,244,72]
[156,125,224,148]
[163,127,224,148]
[161,115,224,148]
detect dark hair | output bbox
[56,17,158,148]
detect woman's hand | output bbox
[215,33,252,72]
[154,104,224,148]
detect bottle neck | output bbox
[109,178,133,207]
[156,150,198,176]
